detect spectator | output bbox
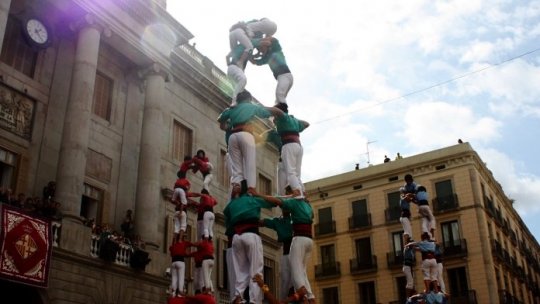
[121,209,135,240]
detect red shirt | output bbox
[193,240,214,262]
[192,157,210,174]
[197,194,218,215]
[170,240,192,257]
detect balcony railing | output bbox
[348,213,372,230]
[432,194,459,213]
[350,255,377,274]
[315,221,336,237]
[385,206,401,223]
[314,262,341,279]
[442,239,468,258]
[386,251,404,269]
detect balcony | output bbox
[350,255,377,274]
[315,221,336,237]
[442,239,468,258]
[314,262,341,279]
[432,194,459,214]
[385,206,401,223]
[386,251,404,269]
[348,213,372,230]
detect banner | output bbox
[0,204,53,288]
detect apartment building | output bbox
[304,143,540,304]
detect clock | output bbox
[22,17,51,48]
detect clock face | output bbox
[25,18,49,46]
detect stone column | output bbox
[135,63,168,250]
[55,15,106,253]
[0,0,11,51]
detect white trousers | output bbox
[229,132,256,188]
[226,152,234,199]
[421,258,439,281]
[227,65,247,104]
[437,262,446,293]
[229,28,254,51]
[277,160,287,196]
[170,260,185,294]
[226,247,237,301]
[202,173,213,192]
[279,254,292,300]
[275,73,293,104]
[202,259,214,292]
[203,211,215,239]
[402,265,414,289]
[232,233,263,303]
[419,205,436,235]
[289,236,314,299]
[174,210,187,234]
[281,142,304,193]
[400,216,413,239]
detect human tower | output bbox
[167,17,313,304]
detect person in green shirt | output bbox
[273,103,309,198]
[249,188,315,303]
[224,184,276,304]
[218,90,283,195]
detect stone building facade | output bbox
[0,0,282,303]
[304,143,540,304]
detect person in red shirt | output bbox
[169,235,192,297]
[178,156,195,179]
[196,191,218,241]
[192,150,214,193]
[191,238,215,295]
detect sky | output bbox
[166,1,540,243]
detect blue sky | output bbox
[166,0,540,242]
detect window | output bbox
[353,237,375,270]
[447,267,469,300]
[0,147,18,190]
[358,281,376,304]
[81,183,103,223]
[386,191,401,222]
[172,121,193,161]
[317,207,335,235]
[434,179,456,208]
[395,276,407,303]
[392,231,404,255]
[92,72,113,121]
[257,174,272,195]
[441,220,460,248]
[322,287,339,304]
[350,199,370,228]
[320,244,336,266]
[217,149,230,187]
[0,15,38,77]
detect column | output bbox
[55,15,102,253]
[0,0,11,51]
[134,63,168,249]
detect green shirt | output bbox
[274,114,306,135]
[263,216,293,242]
[218,102,272,128]
[224,194,274,227]
[280,198,313,224]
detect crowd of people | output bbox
[167,17,313,304]
[0,181,62,221]
[399,174,449,304]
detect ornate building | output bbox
[0,0,282,303]
[305,143,540,304]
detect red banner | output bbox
[0,204,52,288]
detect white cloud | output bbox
[477,148,540,215]
[398,101,501,149]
